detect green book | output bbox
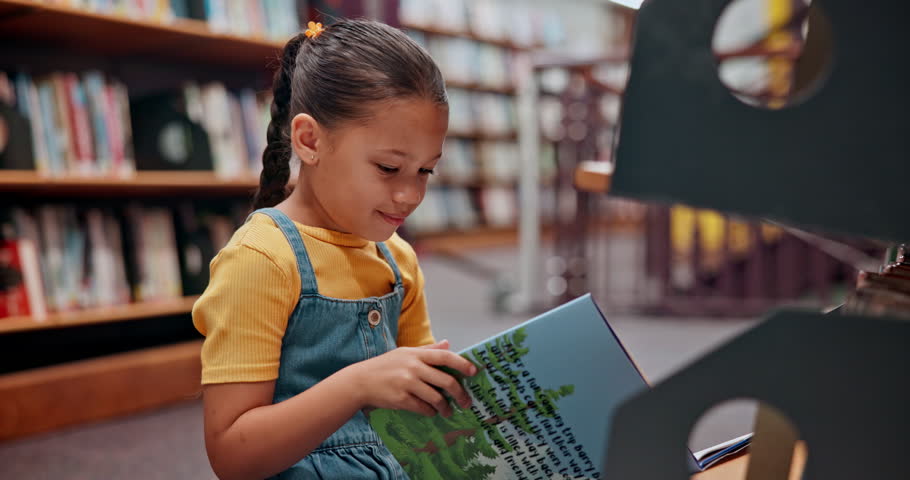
[370,294,752,479]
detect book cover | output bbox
[368,294,650,479]
[0,238,47,320]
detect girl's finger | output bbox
[419,339,450,350]
[419,363,472,409]
[408,382,452,417]
[410,379,453,418]
[420,349,478,377]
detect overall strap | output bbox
[250,208,319,295]
[375,242,403,290]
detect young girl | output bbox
[192,19,478,480]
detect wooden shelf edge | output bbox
[447,131,518,141]
[412,219,644,253]
[0,0,284,68]
[0,340,202,442]
[401,20,542,51]
[0,0,284,48]
[0,296,200,334]
[0,170,264,196]
[446,80,516,95]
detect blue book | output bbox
[369,294,750,478]
[36,81,63,176]
[82,71,112,173]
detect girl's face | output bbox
[293,98,449,242]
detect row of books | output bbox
[436,139,557,185]
[0,70,272,180]
[436,140,513,184]
[448,88,515,136]
[1,70,136,177]
[37,0,302,41]
[196,0,301,40]
[407,33,515,90]
[844,247,910,320]
[0,203,241,320]
[399,0,565,48]
[180,82,271,178]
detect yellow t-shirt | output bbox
[192,213,435,385]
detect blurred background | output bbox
[0,0,901,478]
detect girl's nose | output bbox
[393,182,423,206]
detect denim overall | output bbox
[255,209,409,480]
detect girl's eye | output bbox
[377,164,398,174]
[419,168,435,176]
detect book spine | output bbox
[50,74,77,175]
[0,240,31,318]
[102,82,126,176]
[16,73,51,174]
[17,238,48,320]
[65,73,96,175]
[113,80,135,175]
[82,71,112,175]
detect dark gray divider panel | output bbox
[603,311,910,479]
[611,0,909,242]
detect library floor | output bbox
[0,243,760,480]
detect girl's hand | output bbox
[347,339,477,418]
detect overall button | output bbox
[367,309,382,327]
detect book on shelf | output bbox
[0,202,243,320]
[480,186,517,228]
[368,294,751,478]
[34,0,300,41]
[0,231,47,320]
[181,82,271,178]
[0,96,36,171]
[3,70,135,177]
[405,188,451,235]
[3,69,271,180]
[399,0,559,49]
[478,140,519,183]
[843,250,910,319]
[443,188,480,231]
[437,139,477,184]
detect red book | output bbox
[64,73,95,175]
[0,239,47,320]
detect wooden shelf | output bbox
[0,296,200,334]
[430,176,517,189]
[446,80,516,95]
[0,0,284,69]
[0,170,263,197]
[401,21,540,51]
[447,131,518,142]
[414,226,524,253]
[0,340,202,442]
[413,218,643,254]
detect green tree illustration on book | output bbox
[370,328,576,480]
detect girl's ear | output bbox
[290,113,321,166]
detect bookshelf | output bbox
[0,0,295,441]
[446,79,516,95]
[402,16,547,247]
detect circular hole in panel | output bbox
[713,0,833,109]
